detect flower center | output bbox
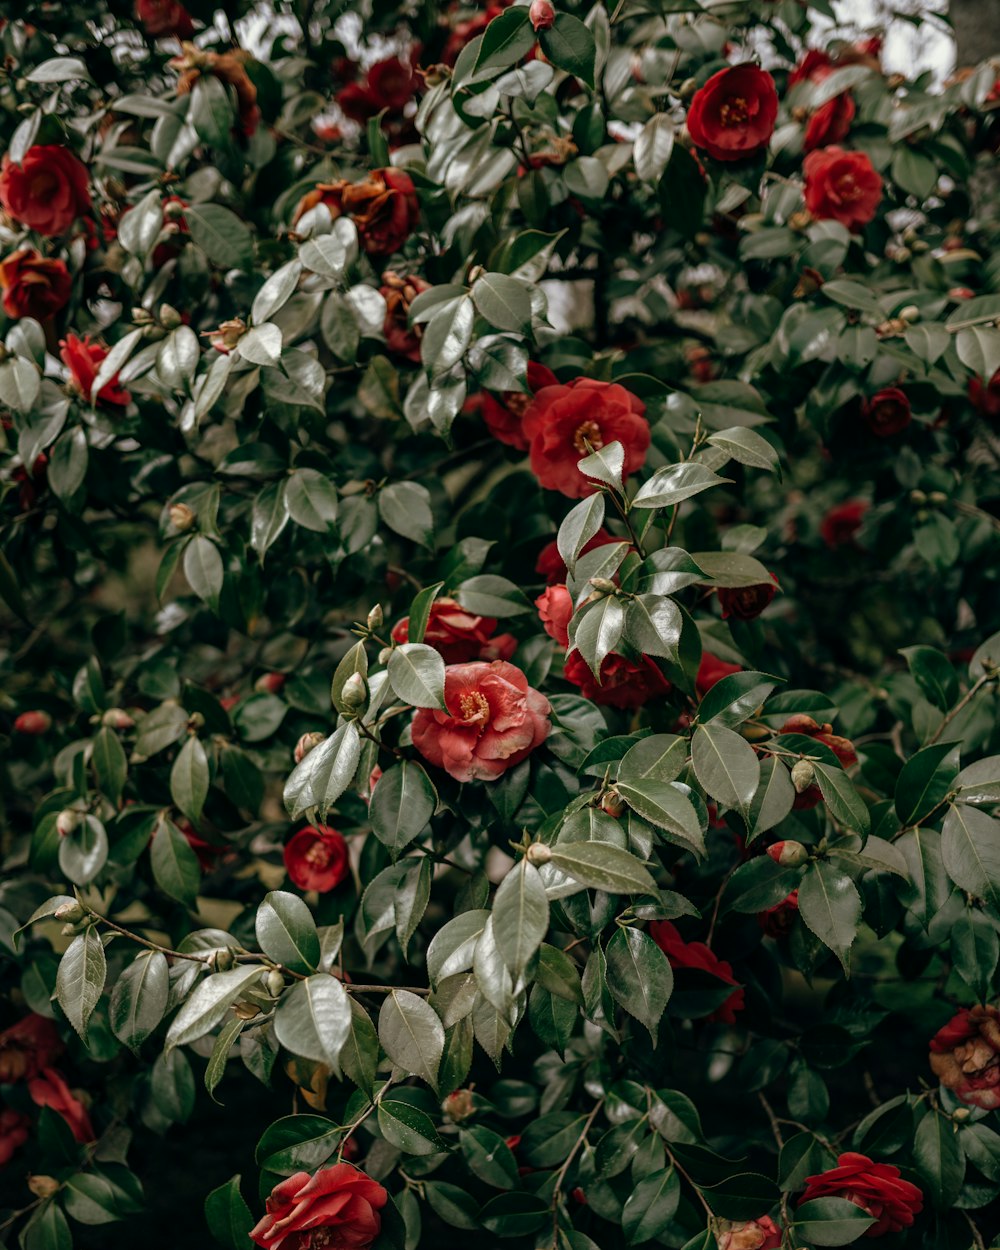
[458,690,490,725]
[836,175,860,201]
[304,839,334,869]
[719,96,749,127]
[573,420,603,454]
[957,1038,1000,1077]
[505,392,530,418]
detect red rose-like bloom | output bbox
[862,387,911,438]
[536,528,619,583]
[564,650,671,709]
[799,1153,923,1237]
[929,1005,1000,1110]
[803,146,882,231]
[0,1014,62,1082]
[481,362,559,452]
[250,1164,388,1250]
[781,714,857,810]
[757,890,799,939]
[804,93,855,151]
[649,921,745,1023]
[717,1215,782,1250]
[296,170,419,257]
[13,710,53,735]
[28,1068,95,1142]
[969,369,1000,418]
[536,584,573,647]
[696,653,742,695]
[135,0,195,37]
[0,1109,30,1166]
[686,65,779,163]
[284,826,350,893]
[820,500,868,549]
[0,146,92,238]
[529,0,555,30]
[0,249,72,320]
[411,660,550,783]
[381,271,430,362]
[522,378,649,499]
[60,335,131,407]
[338,57,419,122]
[442,4,505,65]
[718,574,779,621]
[392,597,511,664]
[789,49,833,87]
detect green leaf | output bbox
[166,965,266,1049]
[634,114,675,185]
[454,574,532,617]
[615,780,704,856]
[472,273,532,332]
[204,1014,244,1102]
[951,909,999,1000]
[746,756,795,840]
[460,1125,520,1189]
[691,722,760,818]
[151,814,201,908]
[421,296,474,375]
[578,440,624,491]
[573,595,626,677]
[183,535,224,610]
[623,594,682,661]
[204,1175,254,1250]
[110,950,169,1051]
[914,1109,966,1208]
[427,911,490,984]
[618,734,687,784]
[706,426,779,472]
[341,999,380,1095]
[255,891,320,975]
[698,671,778,728]
[21,1201,72,1250]
[286,469,339,532]
[606,926,673,1043]
[472,6,535,77]
[56,927,106,1042]
[547,842,657,895]
[633,462,731,510]
[726,856,804,914]
[539,13,596,88]
[379,482,434,547]
[797,861,862,971]
[941,804,1000,909]
[388,643,446,709]
[378,990,444,1089]
[899,646,959,712]
[58,815,108,886]
[283,723,362,821]
[793,1197,875,1245]
[492,860,549,977]
[370,760,437,857]
[91,726,127,805]
[274,974,352,1074]
[557,493,606,575]
[378,1098,446,1155]
[814,762,871,835]
[185,202,254,270]
[251,480,290,558]
[894,741,959,826]
[689,551,772,588]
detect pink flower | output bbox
[27,1067,94,1142]
[535,584,573,647]
[411,660,551,782]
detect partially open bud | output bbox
[266,969,285,997]
[529,0,555,30]
[56,810,80,837]
[790,760,815,794]
[212,948,236,971]
[341,672,367,710]
[378,646,393,666]
[525,842,552,866]
[102,707,135,730]
[202,317,246,354]
[767,840,808,867]
[159,303,182,329]
[28,1175,61,1199]
[442,1088,475,1122]
[589,577,618,595]
[54,901,85,923]
[234,1001,262,1020]
[599,789,625,818]
[294,731,325,764]
[168,502,197,532]
[367,604,383,632]
[255,672,286,695]
[13,710,52,735]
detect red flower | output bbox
[381,271,430,362]
[174,818,229,872]
[718,574,779,621]
[529,0,555,30]
[442,4,506,66]
[411,660,550,783]
[563,650,671,709]
[804,93,855,151]
[717,1215,782,1250]
[391,597,511,664]
[862,387,911,437]
[969,369,1000,418]
[648,921,745,1023]
[757,890,799,939]
[803,146,882,231]
[535,584,573,647]
[12,710,52,735]
[0,1014,62,1082]
[929,1005,1000,1110]
[0,249,72,320]
[522,377,649,498]
[284,826,350,892]
[60,335,131,407]
[28,1068,95,1143]
[781,714,857,809]
[686,65,778,162]
[696,653,742,695]
[172,47,260,138]
[134,0,195,37]
[0,1109,30,1166]
[788,49,833,87]
[798,1153,923,1237]
[295,170,419,256]
[0,146,92,238]
[480,361,559,452]
[820,500,868,549]
[338,57,420,122]
[536,528,619,584]
[250,1164,388,1250]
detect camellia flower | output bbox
[803,146,882,231]
[294,169,419,256]
[0,1014,62,1082]
[929,1004,1000,1110]
[283,825,350,892]
[250,1164,388,1250]
[391,597,514,665]
[798,1152,923,1237]
[716,1215,782,1250]
[536,528,619,584]
[0,1109,30,1167]
[969,368,1000,418]
[134,0,195,37]
[12,710,53,735]
[535,583,573,647]
[648,921,745,1023]
[479,361,559,452]
[337,56,420,123]
[27,1067,95,1143]
[717,573,779,621]
[820,500,868,549]
[521,377,649,498]
[804,93,856,151]
[381,271,431,362]
[686,64,779,162]
[60,335,131,407]
[411,660,550,782]
[0,145,92,237]
[563,650,671,709]
[696,653,742,695]
[757,890,799,939]
[861,387,911,437]
[0,248,72,320]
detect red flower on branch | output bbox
[803,146,882,231]
[0,248,72,320]
[0,146,91,237]
[284,826,350,892]
[798,1152,923,1237]
[250,1164,388,1250]
[391,597,514,664]
[563,650,670,709]
[686,65,778,162]
[60,334,131,407]
[929,1005,1000,1110]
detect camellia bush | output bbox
[4,0,1000,1247]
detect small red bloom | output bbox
[686,64,778,162]
[861,387,911,437]
[529,0,555,31]
[757,890,799,939]
[929,1005,1000,1110]
[969,369,1000,418]
[696,653,742,696]
[28,1068,95,1143]
[0,146,91,238]
[250,1164,388,1250]
[134,0,195,37]
[789,49,833,87]
[717,574,779,621]
[717,1215,782,1250]
[563,650,671,709]
[338,56,420,122]
[13,710,52,735]
[0,249,72,320]
[820,500,868,549]
[60,335,131,407]
[804,93,855,151]
[798,1152,923,1237]
[803,146,882,231]
[536,528,619,584]
[0,1014,62,1082]
[780,715,857,810]
[392,597,510,665]
[648,921,745,1023]
[295,169,419,256]
[284,826,350,892]
[480,362,559,452]
[535,584,573,647]
[0,1109,30,1166]
[381,271,431,362]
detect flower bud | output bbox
[168,502,197,532]
[599,789,625,818]
[678,77,698,99]
[341,672,367,709]
[13,710,52,735]
[212,948,236,971]
[525,842,552,865]
[266,969,285,997]
[898,305,919,322]
[767,840,808,867]
[160,303,182,329]
[367,604,383,632]
[910,489,928,505]
[790,759,815,794]
[589,577,618,595]
[234,1001,262,1020]
[952,1106,971,1121]
[442,1089,475,1122]
[28,1175,61,1198]
[928,491,948,506]
[102,708,135,730]
[56,809,80,837]
[529,0,556,30]
[54,901,85,922]
[294,731,325,764]
[132,307,154,325]
[255,672,286,695]
[378,646,393,666]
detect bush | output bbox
[2,2,1000,1248]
